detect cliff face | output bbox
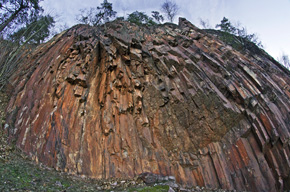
[5,18,290,191]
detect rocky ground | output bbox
[0,151,230,192]
[0,91,232,192]
[0,152,231,192]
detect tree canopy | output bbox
[0,0,43,34]
[9,14,55,44]
[127,11,156,26]
[76,0,117,26]
[215,17,263,49]
[215,17,235,33]
[151,11,164,24]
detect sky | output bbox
[40,0,290,60]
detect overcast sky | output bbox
[40,0,290,60]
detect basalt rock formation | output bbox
[4,18,290,191]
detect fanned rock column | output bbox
[5,18,290,191]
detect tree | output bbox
[95,0,117,25]
[235,27,262,48]
[127,11,156,26]
[10,14,55,44]
[0,0,43,34]
[161,0,178,23]
[76,0,117,26]
[215,17,263,49]
[77,7,96,25]
[215,17,235,33]
[151,11,164,24]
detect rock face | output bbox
[5,18,290,191]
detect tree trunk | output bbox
[0,6,23,33]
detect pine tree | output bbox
[10,14,55,44]
[76,0,117,26]
[0,0,43,34]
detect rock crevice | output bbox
[5,18,290,191]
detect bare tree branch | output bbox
[161,0,178,23]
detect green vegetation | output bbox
[128,185,170,192]
[124,0,178,25]
[215,17,263,50]
[127,11,156,26]
[215,17,236,33]
[0,1,55,90]
[0,152,171,191]
[152,11,164,24]
[76,0,181,26]
[0,39,24,90]
[1,1,55,44]
[0,153,97,191]
[9,14,55,44]
[200,17,264,55]
[76,0,117,26]
[0,109,169,191]
[0,0,43,34]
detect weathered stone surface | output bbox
[5,18,290,191]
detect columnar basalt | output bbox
[5,18,290,191]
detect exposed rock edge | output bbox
[5,18,290,191]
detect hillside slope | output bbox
[4,18,290,191]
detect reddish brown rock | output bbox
[4,18,290,191]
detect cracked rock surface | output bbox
[5,18,290,191]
